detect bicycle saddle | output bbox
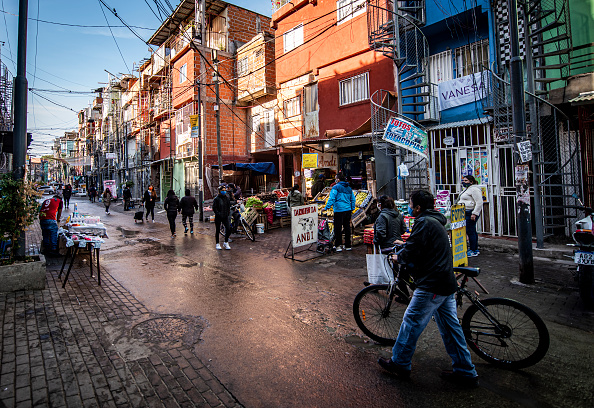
[453,266,480,277]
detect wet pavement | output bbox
[2,197,594,407]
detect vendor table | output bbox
[58,239,102,288]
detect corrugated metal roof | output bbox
[426,117,492,131]
[569,92,594,105]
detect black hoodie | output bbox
[396,209,458,296]
[373,208,406,248]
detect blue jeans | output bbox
[40,219,59,253]
[465,210,479,251]
[391,289,477,377]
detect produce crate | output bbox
[352,208,367,227]
[256,213,268,230]
[241,207,259,226]
[279,216,291,228]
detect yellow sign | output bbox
[302,153,318,169]
[190,115,200,138]
[450,204,468,267]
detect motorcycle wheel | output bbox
[578,265,594,309]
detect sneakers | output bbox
[152,220,155,223]
[184,228,188,234]
[377,358,410,379]
[335,246,343,252]
[467,250,480,257]
[440,370,479,388]
[223,242,231,250]
[190,230,194,234]
[216,243,222,250]
[345,247,352,251]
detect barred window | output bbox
[337,0,366,25]
[238,57,249,77]
[284,96,301,118]
[339,72,369,106]
[454,39,489,77]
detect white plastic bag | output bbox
[366,246,393,284]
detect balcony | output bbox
[236,33,276,103]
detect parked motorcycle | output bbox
[570,194,594,309]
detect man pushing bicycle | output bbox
[377,190,479,388]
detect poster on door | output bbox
[461,150,489,185]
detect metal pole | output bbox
[13,0,28,258]
[392,1,406,200]
[213,50,223,184]
[197,81,204,222]
[508,0,534,283]
[523,8,544,249]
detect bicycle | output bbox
[353,246,550,370]
[220,202,256,242]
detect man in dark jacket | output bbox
[163,190,180,238]
[311,174,325,199]
[373,195,406,249]
[378,190,478,387]
[122,186,132,211]
[212,185,231,250]
[179,189,198,234]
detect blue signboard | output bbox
[382,117,428,159]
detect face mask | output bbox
[408,205,414,216]
[220,191,226,195]
[462,182,470,188]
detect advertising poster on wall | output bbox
[382,117,428,159]
[461,150,489,185]
[450,204,468,267]
[302,153,318,168]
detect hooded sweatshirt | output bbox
[396,209,458,295]
[324,181,356,213]
[373,208,406,248]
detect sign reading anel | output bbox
[450,204,468,267]
[291,204,318,248]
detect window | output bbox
[179,63,187,84]
[175,103,193,137]
[164,129,170,144]
[337,0,366,25]
[238,57,249,77]
[304,83,318,113]
[284,96,301,118]
[284,24,303,53]
[454,39,489,78]
[252,114,261,133]
[339,72,369,106]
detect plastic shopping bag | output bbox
[366,246,393,285]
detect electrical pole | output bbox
[212,49,223,184]
[197,82,204,222]
[13,0,28,258]
[508,0,534,283]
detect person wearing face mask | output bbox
[212,185,231,250]
[457,175,483,257]
[377,190,479,388]
[373,195,406,250]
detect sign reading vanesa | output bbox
[382,117,428,159]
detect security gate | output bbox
[429,122,518,237]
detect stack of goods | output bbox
[274,201,289,218]
[364,228,374,244]
[273,189,289,201]
[435,190,451,217]
[263,202,274,224]
[404,216,415,232]
[245,196,263,209]
[395,200,409,215]
[258,192,278,204]
[354,190,372,211]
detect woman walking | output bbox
[63,184,72,209]
[179,189,198,234]
[324,173,356,251]
[102,188,112,215]
[164,189,180,238]
[212,185,231,250]
[143,185,157,223]
[458,175,483,257]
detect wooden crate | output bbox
[256,213,268,230]
[279,216,292,228]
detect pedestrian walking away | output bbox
[88,185,97,203]
[457,175,483,257]
[324,173,356,251]
[164,189,180,237]
[102,188,112,215]
[63,184,72,209]
[287,184,305,208]
[39,193,63,257]
[179,188,198,234]
[143,185,157,222]
[122,185,132,211]
[377,190,479,388]
[213,185,231,250]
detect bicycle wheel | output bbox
[462,297,550,370]
[353,284,407,346]
[241,219,255,241]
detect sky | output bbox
[1,0,273,158]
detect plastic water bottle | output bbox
[73,203,78,218]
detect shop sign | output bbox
[278,135,301,144]
[450,204,468,267]
[302,153,318,168]
[317,153,337,169]
[443,136,455,145]
[103,180,117,200]
[382,117,428,159]
[438,71,489,111]
[190,114,200,138]
[291,204,318,248]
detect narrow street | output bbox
[58,197,594,407]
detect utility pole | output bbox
[508,0,534,283]
[197,82,204,222]
[392,2,406,200]
[13,0,28,258]
[212,49,223,184]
